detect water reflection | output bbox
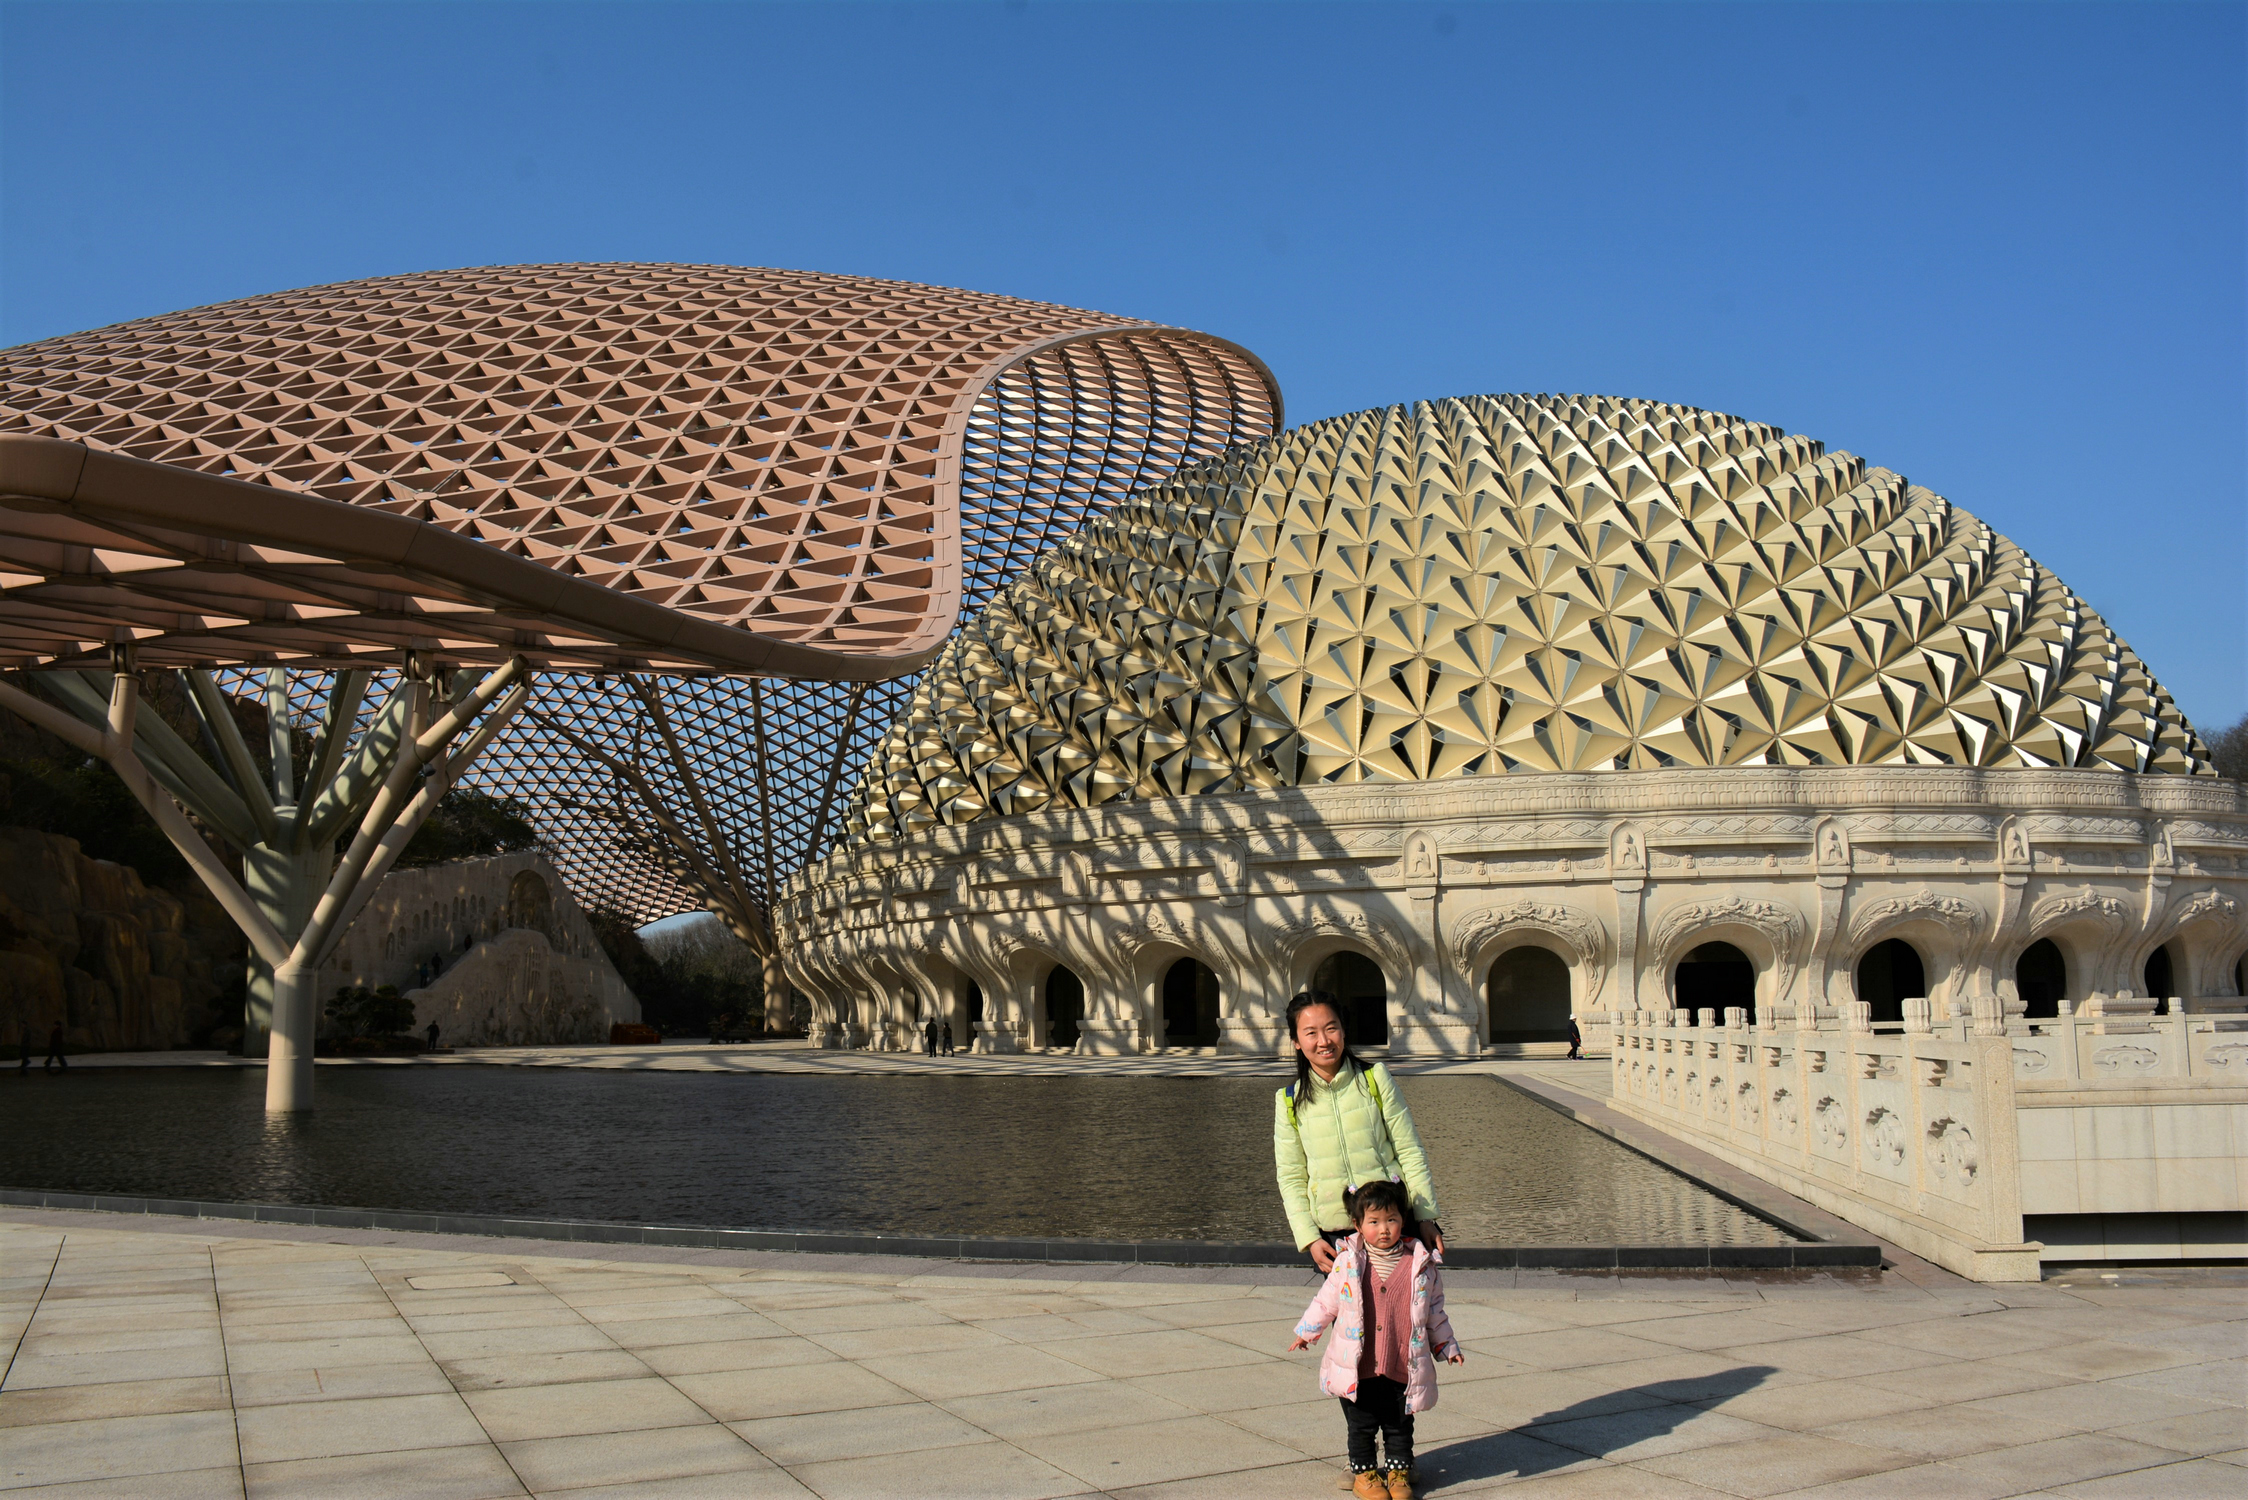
[0,1069,1789,1245]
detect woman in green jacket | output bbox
[1273,990,1445,1271]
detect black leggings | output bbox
[1343,1375,1412,1472]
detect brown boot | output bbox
[1384,1467,1415,1500]
[1352,1472,1388,1500]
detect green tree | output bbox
[397,787,542,867]
[324,984,416,1039]
[2209,711,2248,782]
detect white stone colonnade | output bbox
[776,768,2248,1060]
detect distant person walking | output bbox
[1567,1016,1583,1060]
[425,1020,441,1051]
[1274,991,1443,1273]
[940,1019,955,1056]
[43,1020,67,1073]
[923,1014,940,1056]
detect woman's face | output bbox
[1294,1003,1346,1077]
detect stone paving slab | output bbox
[2,1208,2239,1497]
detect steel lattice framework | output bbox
[0,263,1281,925]
[845,394,2211,846]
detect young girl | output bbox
[1290,1179,1463,1500]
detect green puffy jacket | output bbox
[1272,1058,1441,1251]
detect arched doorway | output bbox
[1310,951,1387,1046]
[1674,941,1756,1021]
[2017,939,2066,1019]
[1855,939,1926,1025]
[965,979,985,1031]
[505,870,552,936]
[1486,946,1571,1045]
[1161,958,1220,1047]
[2143,943,2174,1005]
[1044,966,1084,1049]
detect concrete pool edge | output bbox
[1490,1073,1893,1263]
[0,1186,1881,1269]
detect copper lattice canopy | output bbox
[0,263,1279,673]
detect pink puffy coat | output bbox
[1292,1232,1461,1412]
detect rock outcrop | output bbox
[322,851,639,1046]
[0,826,240,1051]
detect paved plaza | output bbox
[3,1204,2241,1500]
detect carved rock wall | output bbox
[0,826,239,1051]
[324,852,639,1045]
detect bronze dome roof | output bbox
[0,262,1278,672]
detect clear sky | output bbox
[4,0,2241,731]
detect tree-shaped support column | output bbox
[0,652,529,1111]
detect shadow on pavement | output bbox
[1416,1365,1778,1490]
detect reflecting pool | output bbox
[0,1069,1791,1245]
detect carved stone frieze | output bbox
[2027,890,2130,938]
[1845,890,1985,948]
[1448,899,1608,1001]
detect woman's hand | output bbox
[1289,1334,1318,1352]
[1419,1221,1445,1256]
[1309,1239,1337,1273]
[1446,1351,1465,1365]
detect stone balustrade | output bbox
[1608,1007,2040,1281]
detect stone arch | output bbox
[1650,895,1806,1015]
[2013,891,2128,1003]
[506,869,553,939]
[2133,889,2244,1001]
[1839,890,1982,1008]
[1271,908,1416,1010]
[1449,900,1608,1021]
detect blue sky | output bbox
[4,0,2241,730]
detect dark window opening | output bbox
[1044,967,1083,1049]
[1161,958,1220,1047]
[966,980,984,1028]
[1310,950,1388,1046]
[1674,941,1756,1021]
[2017,939,2066,1019]
[1855,938,1927,1025]
[1486,945,1572,1044]
[2143,944,2174,1004]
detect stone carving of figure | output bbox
[2006,827,2029,865]
[1618,832,1640,869]
[1822,827,1845,865]
[1407,835,1437,880]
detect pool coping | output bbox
[0,1185,1879,1270]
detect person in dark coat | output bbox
[923,1015,940,1055]
[425,1020,441,1051]
[940,1019,955,1056]
[1566,1016,1583,1060]
[43,1020,67,1072]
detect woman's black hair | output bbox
[1343,1179,1413,1228]
[1285,989,1361,1102]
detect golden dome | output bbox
[846,394,2211,844]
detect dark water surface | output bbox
[0,1068,1790,1245]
